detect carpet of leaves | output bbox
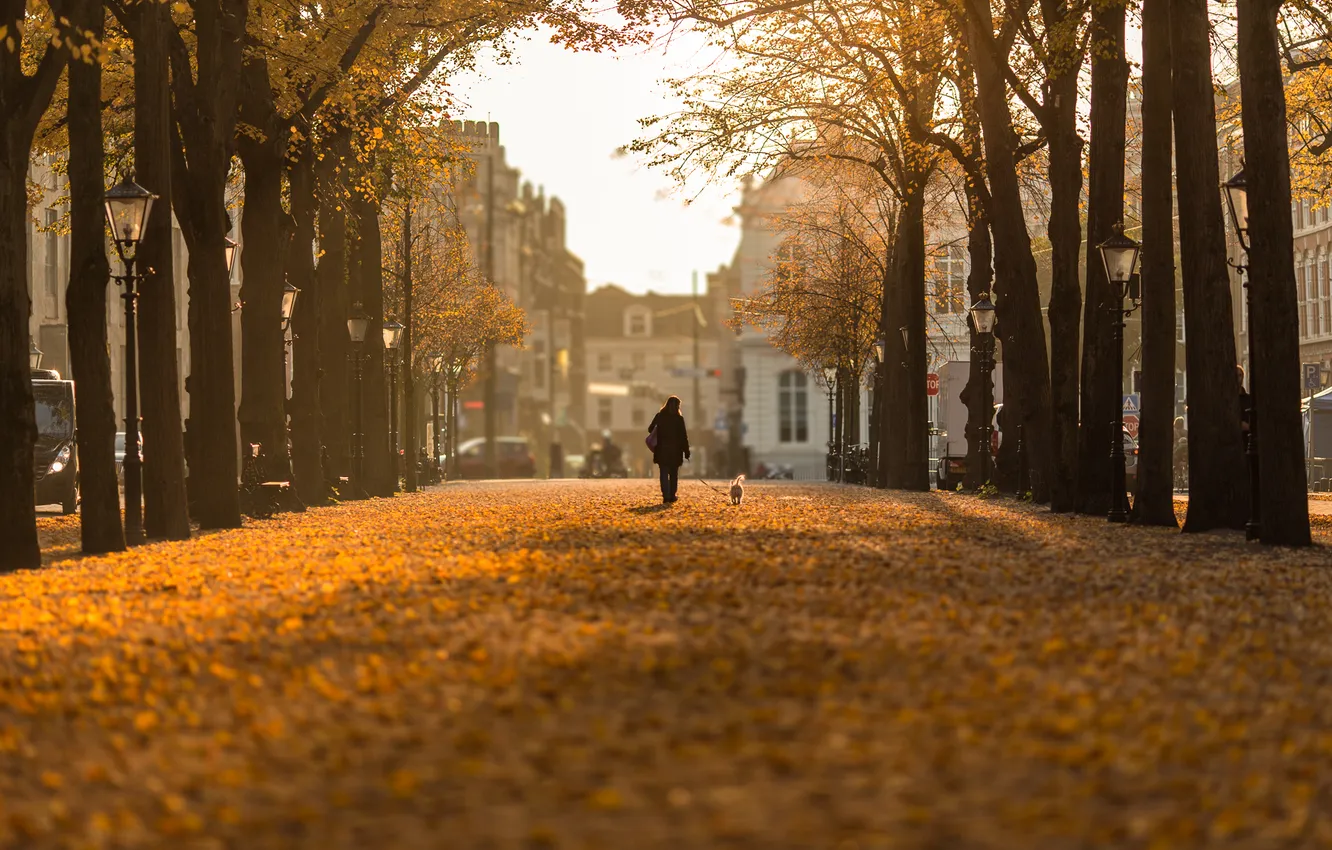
[9,481,1332,849]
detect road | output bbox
[12,480,1332,847]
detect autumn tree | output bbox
[1237,0,1312,544]
[1170,0,1247,532]
[640,0,952,491]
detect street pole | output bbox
[119,255,143,544]
[1244,270,1261,540]
[836,370,845,483]
[388,357,398,491]
[431,374,440,482]
[981,336,994,486]
[484,155,498,479]
[692,271,701,439]
[827,383,835,481]
[1109,300,1129,522]
[353,343,365,496]
[402,201,417,492]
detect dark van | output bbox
[33,378,77,514]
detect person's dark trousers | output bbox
[659,464,679,501]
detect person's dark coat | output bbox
[648,410,690,468]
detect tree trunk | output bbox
[1170,0,1247,531]
[67,0,125,553]
[177,144,241,529]
[897,181,930,491]
[134,0,190,541]
[1238,0,1312,545]
[962,199,994,490]
[1045,65,1084,512]
[315,155,350,482]
[964,12,1053,500]
[236,58,293,484]
[1133,0,1180,527]
[286,138,325,505]
[1077,0,1130,516]
[0,161,39,570]
[352,191,392,497]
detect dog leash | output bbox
[693,475,733,501]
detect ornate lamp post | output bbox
[346,302,371,497]
[969,293,998,486]
[383,320,405,490]
[429,352,444,482]
[1224,166,1259,540]
[225,237,242,312]
[1097,223,1143,523]
[29,340,43,370]
[822,365,838,482]
[104,177,156,544]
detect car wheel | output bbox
[62,481,78,515]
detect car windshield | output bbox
[33,385,73,439]
[115,434,126,453]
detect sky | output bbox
[449,29,740,297]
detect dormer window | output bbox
[625,307,651,337]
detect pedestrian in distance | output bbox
[647,396,690,504]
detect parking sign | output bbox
[1305,363,1321,391]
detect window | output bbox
[931,245,966,314]
[44,208,59,314]
[597,398,613,428]
[632,407,645,426]
[778,370,809,443]
[1322,254,1331,337]
[534,358,545,389]
[631,351,646,371]
[597,352,612,372]
[1299,264,1308,339]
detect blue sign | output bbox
[1305,363,1321,390]
[1122,393,1140,414]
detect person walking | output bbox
[648,396,690,504]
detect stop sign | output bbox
[926,373,940,396]
[1123,413,1140,439]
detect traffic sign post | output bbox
[1305,363,1321,391]
[1122,393,1140,415]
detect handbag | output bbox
[645,426,659,451]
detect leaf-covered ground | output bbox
[10,481,1332,848]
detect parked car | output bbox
[33,378,78,514]
[454,437,536,479]
[114,431,143,483]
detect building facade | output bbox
[583,284,725,476]
[446,120,589,464]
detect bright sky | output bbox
[449,29,740,297]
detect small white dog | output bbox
[729,474,746,505]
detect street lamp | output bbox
[383,320,404,490]
[104,177,157,545]
[969,293,998,487]
[280,282,299,333]
[1097,223,1142,523]
[29,340,42,370]
[1224,166,1259,540]
[822,365,838,482]
[1224,166,1249,252]
[347,302,370,497]
[224,237,239,279]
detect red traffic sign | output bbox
[926,373,940,396]
[1123,413,1140,439]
